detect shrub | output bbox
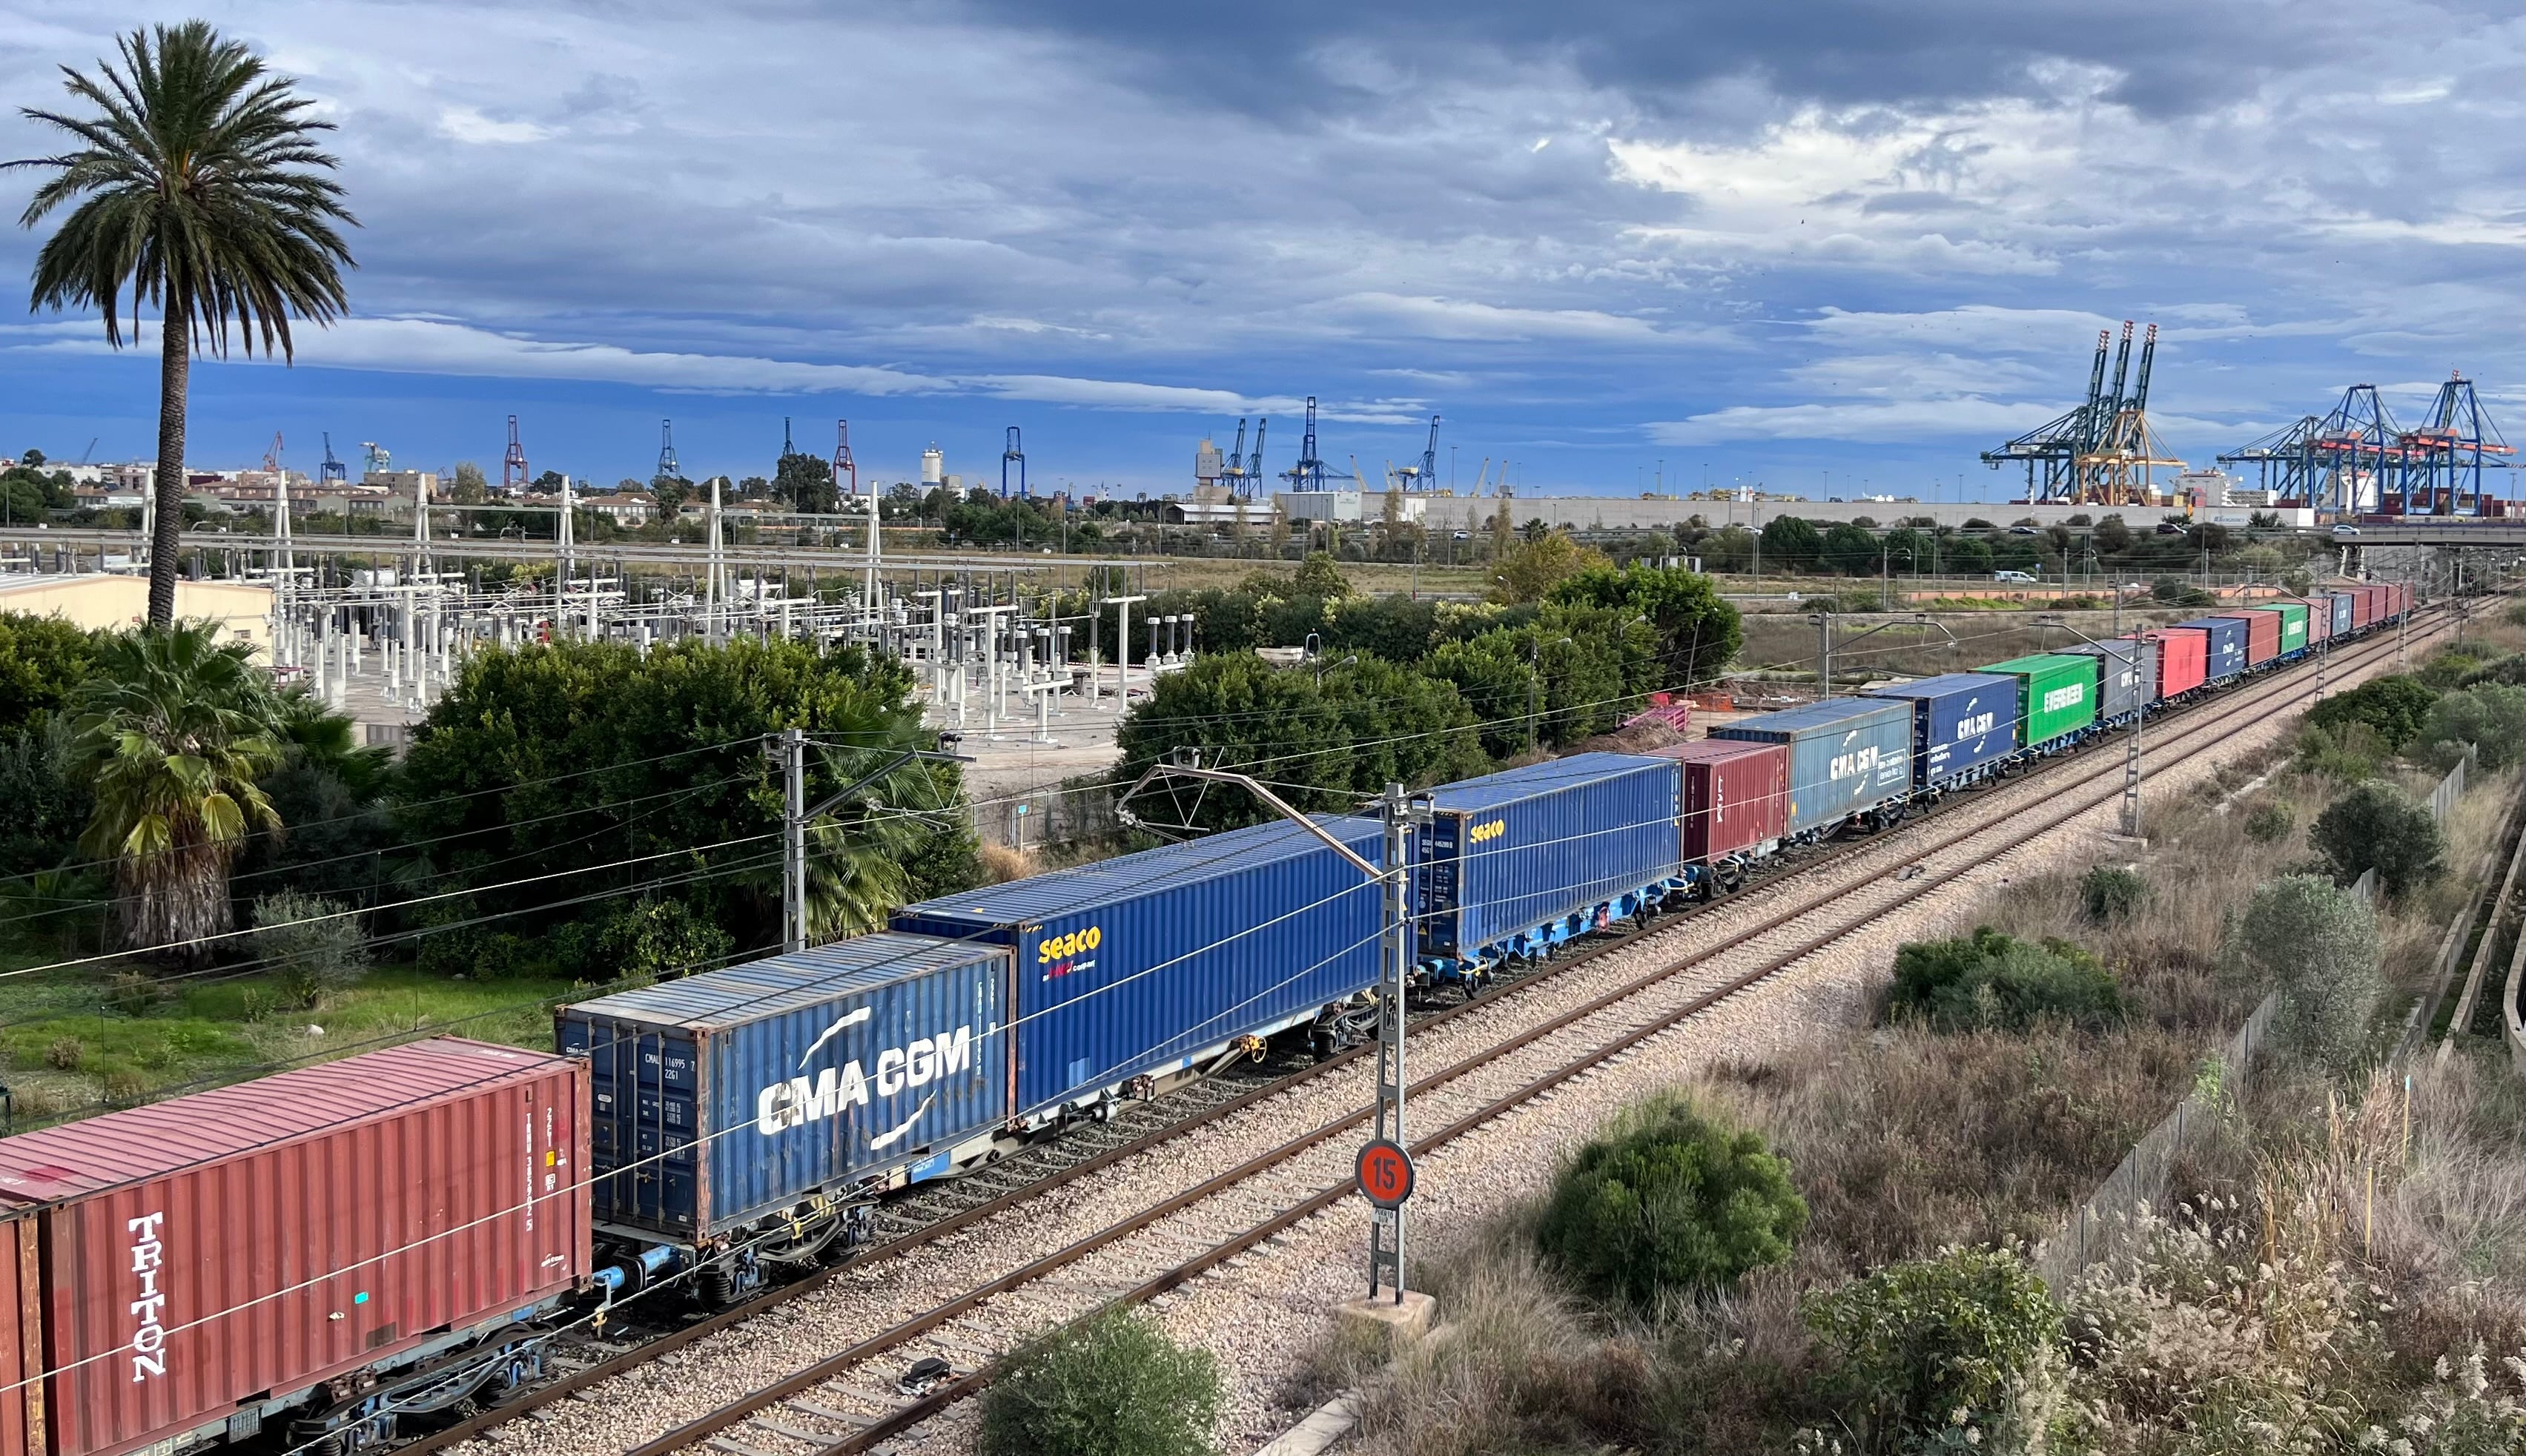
[1802,1247,2063,1455]
[2310,781,2442,897]
[1887,927,2126,1033]
[587,898,733,987]
[249,890,369,1008]
[1535,1094,1806,1310]
[105,969,166,1016]
[2418,683,2526,771]
[2078,865,2146,922]
[2242,800,2293,844]
[977,1307,1222,1456]
[2304,674,2439,750]
[44,1036,82,1070]
[2235,873,2381,1073]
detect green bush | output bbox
[2241,800,2293,844]
[1534,1094,1806,1310]
[2304,675,2439,750]
[249,889,369,1008]
[1802,1248,2064,1455]
[2078,866,2146,922]
[2310,780,2442,897]
[578,897,735,987]
[2417,683,2526,771]
[1887,927,2125,1033]
[2235,873,2381,1073]
[978,1308,1223,1456]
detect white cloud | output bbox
[1332,293,1684,343]
[435,105,554,145]
[1647,397,2046,444]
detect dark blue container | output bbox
[2058,638,2158,721]
[893,815,1386,1121]
[2318,592,2354,637]
[1860,672,2021,788]
[2177,616,2249,680]
[1417,753,1682,964]
[1712,698,1914,833]
[557,933,1013,1242]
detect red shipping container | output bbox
[1642,739,1791,863]
[2350,586,2376,629]
[2,1212,36,1456]
[2215,611,2281,666]
[2291,598,2333,643]
[0,1040,589,1456]
[2135,629,2209,698]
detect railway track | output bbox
[430,606,2452,1456]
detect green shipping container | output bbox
[2249,601,2309,654]
[1978,653,2099,749]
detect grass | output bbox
[0,956,573,1128]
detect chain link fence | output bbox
[2034,989,2281,1294]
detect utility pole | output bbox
[1104,593,1147,707]
[781,727,807,953]
[1813,611,1834,697]
[1367,779,1415,1305]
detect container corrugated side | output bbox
[1979,654,2100,748]
[1418,754,1681,957]
[2247,603,2307,655]
[1645,740,1791,862]
[1,1209,35,1456]
[894,816,1386,1117]
[558,933,1013,1241]
[2176,617,2249,679]
[2350,588,2375,628]
[2217,610,2281,666]
[2058,640,2153,720]
[0,1039,587,1456]
[2292,598,2333,643]
[2138,629,2209,697]
[1711,699,1913,833]
[2322,593,2353,636]
[1859,672,2020,787]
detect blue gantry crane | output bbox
[1002,426,1028,499]
[1281,396,1331,489]
[2220,373,2514,515]
[319,432,348,485]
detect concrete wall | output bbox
[1383,495,2182,533]
[0,574,272,654]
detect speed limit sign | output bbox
[1355,1139,1415,1208]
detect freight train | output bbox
[0,583,2411,1456]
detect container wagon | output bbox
[2246,601,2309,659]
[893,813,1387,1122]
[558,933,1014,1296]
[1641,739,1791,891]
[1711,698,1914,837]
[2057,637,2157,727]
[2134,628,2210,700]
[2177,617,2250,680]
[1859,672,2021,794]
[1977,654,2100,752]
[1413,754,1684,984]
[0,1039,589,1456]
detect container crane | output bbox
[1002,426,1027,500]
[1281,397,1330,489]
[320,433,348,484]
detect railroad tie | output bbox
[785,1400,872,1428]
[750,1415,839,1443]
[707,1438,782,1456]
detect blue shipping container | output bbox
[2319,592,2354,637]
[557,933,1012,1242]
[2060,638,2158,721]
[893,815,1386,1119]
[1418,753,1682,962]
[1712,698,1914,833]
[2177,617,2249,680]
[1860,673,2020,788]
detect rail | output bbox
[2439,780,2526,1064]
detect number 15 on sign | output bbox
[1356,1139,1415,1208]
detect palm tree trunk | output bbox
[148,287,191,629]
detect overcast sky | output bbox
[2,0,2519,499]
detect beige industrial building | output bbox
[0,574,273,655]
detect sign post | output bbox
[1366,782,1415,1303]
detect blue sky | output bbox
[1,0,2519,501]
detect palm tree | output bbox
[10,21,356,628]
[801,743,960,942]
[70,621,285,959]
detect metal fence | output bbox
[2430,752,2469,826]
[2034,990,2281,1294]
